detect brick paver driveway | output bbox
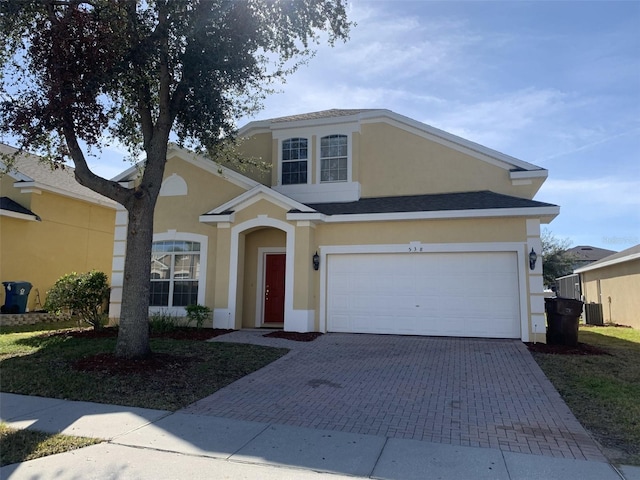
[183,332,605,462]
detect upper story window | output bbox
[150,240,200,307]
[320,135,348,182]
[281,137,308,185]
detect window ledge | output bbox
[273,182,360,203]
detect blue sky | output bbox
[69,1,640,251]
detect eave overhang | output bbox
[287,206,560,224]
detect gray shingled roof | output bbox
[0,143,117,206]
[0,196,39,218]
[566,245,616,262]
[575,244,640,272]
[270,109,378,123]
[295,191,557,215]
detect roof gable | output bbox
[239,109,547,177]
[112,144,260,191]
[199,184,315,224]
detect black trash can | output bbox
[545,297,583,346]
[1,281,33,314]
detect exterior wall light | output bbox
[313,251,320,271]
[529,248,538,270]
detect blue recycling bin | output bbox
[2,281,32,314]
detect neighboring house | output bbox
[109,109,559,342]
[0,143,118,312]
[574,244,640,329]
[566,245,617,271]
[555,246,617,299]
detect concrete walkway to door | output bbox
[184,332,606,463]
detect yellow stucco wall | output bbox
[315,217,525,246]
[232,132,273,185]
[155,155,249,310]
[236,120,544,200]
[358,123,543,199]
[581,260,640,329]
[1,190,115,312]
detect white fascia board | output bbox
[110,163,141,182]
[237,123,272,137]
[286,212,327,222]
[199,213,235,224]
[510,170,548,180]
[289,206,560,224]
[239,110,387,135]
[14,181,118,208]
[0,209,40,221]
[0,162,33,182]
[574,252,640,274]
[204,184,316,215]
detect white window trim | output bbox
[149,231,208,316]
[278,136,311,186]
[317,134,350,184]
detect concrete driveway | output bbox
[183,332,606,462]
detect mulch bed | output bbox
[262,331,323,342]
[73,352,203,374]
[526,342,610,356]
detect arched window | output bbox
[320,134,347,182]
[150,240,200,307]
[281,137,308,185]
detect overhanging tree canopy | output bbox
[0,0,351,358]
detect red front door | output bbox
[264,253,286,324]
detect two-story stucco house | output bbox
[109,109,559,342]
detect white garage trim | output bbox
[318,242,529,341]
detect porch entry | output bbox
[263,253,286,324]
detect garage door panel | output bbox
[327,252,521,339]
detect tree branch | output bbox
[60,114,130,205]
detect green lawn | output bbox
[531,326,640,466]
[0,324,288,411]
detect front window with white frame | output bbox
[320,134,348,182]
[150,240,200,307]
[281,137,308,185]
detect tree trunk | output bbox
[115,195,155,358]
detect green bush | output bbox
[44,271,110,330]
[185,304,212,329]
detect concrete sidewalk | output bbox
[2,393,639,480]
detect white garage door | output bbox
[327,252,521,338]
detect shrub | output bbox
[149,310,179,334]
[45,271,110,330]
[185,304,212,329]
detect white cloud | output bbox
[418,88,568,150]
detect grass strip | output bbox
[531,326,640,466]
[0,423,102,467]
